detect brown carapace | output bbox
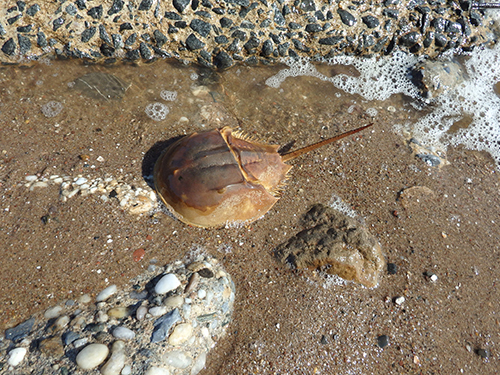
[154,124,372,228]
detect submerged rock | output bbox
[275,204,385,288]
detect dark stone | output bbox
[408,0,425,8]
[151,309,181,343]
[17,34,31,54]
[99,25,112,45]
[125,33,137,46]
[201,0,213,9]
[289,22,302,30]
[261,39,273,56]
[476,348,489,359]
[125,49,140,60]
[139,0,154,10]
[112,34,124,49]
[17,1,26,12]
[372,36,388,53]
[139,42,152,59]
[423,31,434,47]
[108,0,124,15]
[185,33,205,50]
[81,27,96,43]
[320,335,328,345]
[7,6,17,13]
[220,17,233,28]
[382,9,399,19]
[165,12,182,20]
[17,25,32,33]
[192,0,200,11]
[387,263,398,274]
[224,0,250,6]
[213,7,225,14]
[53,18,65,32]
[153,29,168,47]
[300,0,316,12]
[100,43,115,56]
[416,5,430,13]
[469,11,481,27]
[213,50,233,70]
[119,23,133,32]
[446,21,462,34]
[458,18,471,36]
[195,10,211,18]
[65,4,77,16]
[142,33,151,42]
[277,42,289,56]
[282,4,291,16]
[260,19,271,28]
[232,30,247,41]
[362,15,379,28]
[5,317,35,341]
[431,17,447,32]
[227,39,240,52]
[37,32,47,47]
[434,33,447,47]
[421,13,430,34]
[175,21,187,28]
[319,36,343,45]
[190,19,211,37]
[399,31,420,47]
[305,23,322,33]
[269,33,281,44]
[215,35,229,44]
[168,25,179,34]
[377,335,389,348]
[385,35,396,54]
[384,0,399,4]
[87,5,103,19]
[173,0,190,13]
[240,20,255,29]
[26,4,40,16]
[244,36,260,53]
[416,154,440,166]
[292,39,309,52]
[274,6,286,27]
[337,9,356,26]
[75,0,86,10]
[8,14,22,25]
[315,10,325,21]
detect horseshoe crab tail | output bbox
[281,123,374,162]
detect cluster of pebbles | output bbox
[0,255,235,375]
[23,173,157,216]
[0,0,497,67]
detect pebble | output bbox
[151,309,182,343]
[476,348,489,358]
[168,323,193,345]
[101,341,126,375]
[7,347,27,366]
[387,263,398,274]
[44,305,63,319]
[145,367,170,375]
[107,306,130,319]
[164,295,184,308]
[136,305,148,321]
[164,350,193,368]
[96,284,118,302]
[155,274,181,294]
[5,317,35,341]
[394,296,405,305]
[76,343,110,370]
[112,326,136,340]
[377,335,389,348]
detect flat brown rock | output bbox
[275,204,385,288]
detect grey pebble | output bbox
[62,331,80,346]
[5,317,35,342]
[151,308,181,343]
[377,335,389,348]
[337,9,356,27]
[185,33,205,50]
[362,15,380,29]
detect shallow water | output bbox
[1,55,499,373]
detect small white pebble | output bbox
[395,296,405,305]
[155,274,181,294]
[76,343,109,370]
[121,365,132,375]
[197,289,206,299]
[44,305,63,319]
[145,367,170,375]
[75,177,88,185]
[7,347,27,367]
[112,326,136,340]
[25,175,38,182]
[430,274,438,282]
[96,285,117,302]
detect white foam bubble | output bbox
[145,102,169,121]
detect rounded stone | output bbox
[155,274,181,294]
[96,285,117,302]
[76,343,110,370]
[377,335,389,348]
[7,347,27,367]
[362,15,379,29]
[168,323,193,345]
[112,326,136,340]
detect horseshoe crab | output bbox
[154,124,372,228]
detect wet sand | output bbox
[0,60,499,373]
